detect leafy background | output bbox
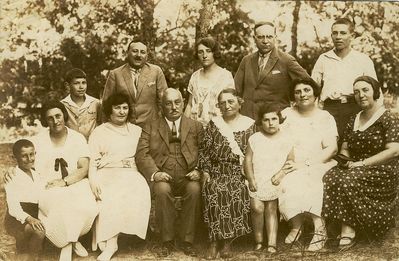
[1,0,398,142]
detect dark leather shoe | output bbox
[158,241,174,258]
[181,242,197,257]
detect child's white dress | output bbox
[247,130,292,201]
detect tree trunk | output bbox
[195,0,215,44]
[290,0,301,58]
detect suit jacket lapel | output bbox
[180,116,191,145]
[258,48,278,84]
[136,64,150,99]
[251,53,260,80]
[122,65,136,101]
[158,118,170,148]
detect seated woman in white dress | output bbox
[33,101,99,261]
[88,93,151,261]
[279,78,338,251]
[184,36,235,127]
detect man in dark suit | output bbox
[234,21,310,120]
[136,88,203,258]
[102,39,168,127]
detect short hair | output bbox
[217,88,244,105]
[127,38,148,52]
[256,103,286,126]
[353,75,381,100]
[40,101,69,127]
[102,93,132,120]
[290,77,321,101]
[13,139,34,158]
[195,36,221,59]
[65,68,86,84]
[254,21,276,35]
[332,17,354,33]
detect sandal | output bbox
[338,236,356,252]
[266,245,277,253]
[285,229,302,244]
[307,230,327,252]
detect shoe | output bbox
[73,242,88,257]
[285,229,302,244]
[253,243,264,251]
[205,241,218,260]
[220,240,232,259]
[307,230,326,252]
[97,245,118,261]
[266,245,277,254]
[157,241,174,258]
[338,236,356,252]
[180,242,197,257]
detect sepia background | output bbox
[0,0,399,260]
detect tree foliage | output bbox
[0,0,398,133]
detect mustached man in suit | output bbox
[234,21,310,120]
[135,88,203,258]
[102,39,168,127]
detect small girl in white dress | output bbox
[244,104,294,253]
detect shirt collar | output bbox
[324,48,353,61]
[62,94,96,109]
[164,116,182,132]
[128,64,142,74]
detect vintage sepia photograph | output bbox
[1,0,399,260]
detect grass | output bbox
[1,142,399,260]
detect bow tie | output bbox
[54,158,69,179]
[259,53,268,58]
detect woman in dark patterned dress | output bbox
[198,88,256,259]
[322,76,399,250]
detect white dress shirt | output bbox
[165,116,182,138]
[5,167,45,224]
[312,49,377,101]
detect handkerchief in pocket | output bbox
[271,70,281,75]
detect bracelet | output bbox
[63,177,68,186]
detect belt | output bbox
[324,96,356,104]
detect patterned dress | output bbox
[198,116,256,240]
[322,109,399,238]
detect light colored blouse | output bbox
[186,67,234,126]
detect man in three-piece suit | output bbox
[135,88,203,258]
[234,21,310,120]
[102,39,168,127]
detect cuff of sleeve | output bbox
[151,171,159,182]
[19,213,30,224]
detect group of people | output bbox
[4,17,399,261]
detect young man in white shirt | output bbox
[4,139,45,261]
[312,18,377,140]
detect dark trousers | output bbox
[324,100,360,145]
[153,169,201,244]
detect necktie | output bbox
[130,68,139,98]
[259,54,267,72]
[172,121,178,140]
[54,158,69,179]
